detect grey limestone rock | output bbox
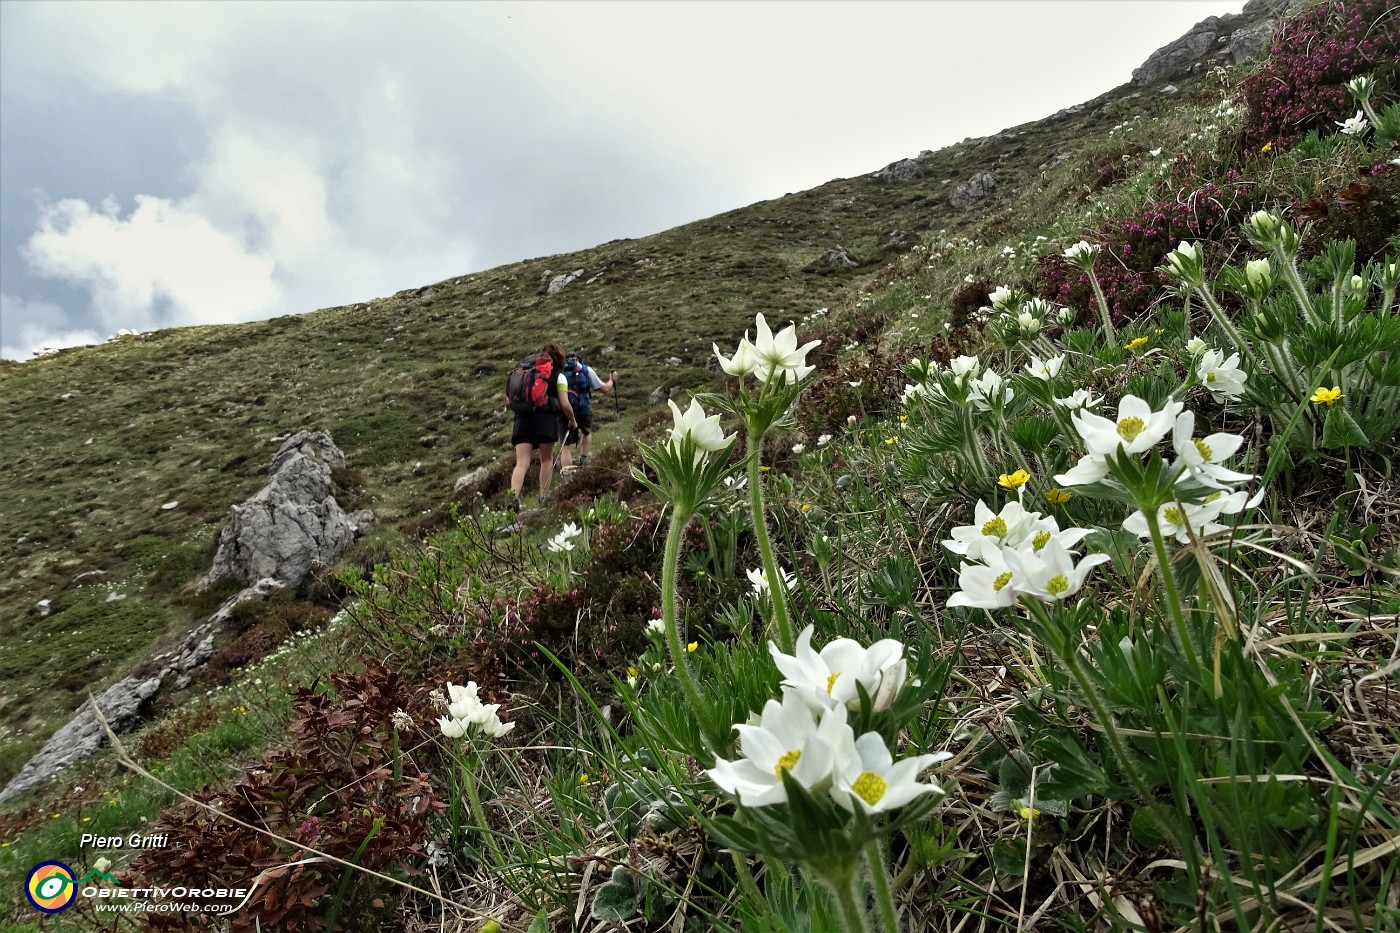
[874,158,922,183]
[546,269,584,295]
[454,467,490,494]
[197,431,367,594]
[948,172,997,209]
[1132,16,1221,86]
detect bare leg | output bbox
[538,442,555,495]
[511,443,534,497]
[579,431,592,459]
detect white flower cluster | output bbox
[1055,396,1260,541]
[546,522,583,553]
[708,627,947,813]
[945,500,1106,609]
[713,312,821,386]
[438,681,514,739]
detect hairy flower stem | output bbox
[661,505,704,710]
[1279,256,1321,327]
[963,409,992,482]
[1142,509,1199,670]
[1194,284,1255,368]
[1086,268,1117,343]
[821,865,876,933]
[748,428,794,653]
[730,852,769,917]
[864,839,901,933]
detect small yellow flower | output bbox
[1011,799,1041,823]
[760,465,772,472]
[627,666,638,678]
[1310,386,1342,406]
[998,469,1031,489]
[1261,142,1272,153]
[899,414,908,422]
[885,436,899,445]
[1125,336,1149,351]
[578,773,588,784]
[687,641,698,653]
[800,503,812,512]
[52,813,61,819]
[82,816,91,822]
[1045,488,1072,504]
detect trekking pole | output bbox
[613,373,621,424]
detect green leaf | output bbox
[527,910,549,933]
[1321,406,1370,449]
[1129,803,1178,848]
[992,836,1029,876]
[591,865,642,922]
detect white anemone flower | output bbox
[1003,538,1109,602]
[1197,350,1247,400]
[944,500,1042,562]
[1025,354,1065,380]
[747,565,797,595]
[751,312,822,385]
[1071,395,1183,457]
[1063,241,1099,265]
[949,355,981,383]
[1336,111,1369,136]
[988,285,1014,310]
[769,625,909,713]
[666,398,733,461]
[968,369,1013,412]
[440,681,516,739]
[1054,452,1111,488]
[1244,258,1272,290]
[832,732,950,815]
[1123,498,1233,544]
[546,534,576,554]
[446,681,484,721]
[946,548,1021,610]
[1053,388,1102,410]
[713,334,760,378]
[707,691,855,807]
[1171,412,1252,490]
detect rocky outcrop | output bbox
[1132,16,1222,87]
[546,269,584,295]
[1,433,367,802]
[0,579,288,802]
[1132,0,1309,86]
[874,158,922,184]
[802,245,861,274]
[948,173,997,209]
[197,431,371,593]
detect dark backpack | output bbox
[506,353,556,414]
[564,356,593,414]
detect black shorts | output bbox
[511,410,560,448]
[562,406,593,446]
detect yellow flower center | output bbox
[826,672,840,695]
[982,516,1008,538]
[1163,506,1185,526]
[774,749,802,777]
[1032,531,1051,551]
[1117,416,1146,442]
[1207,371,1218,383]
[850,771,888,806]
[993,571,1013,591]
[1046,575,1069,596]
[1194,438,1213,460]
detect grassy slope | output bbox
[0,71,1175,783]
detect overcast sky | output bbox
[0,0,1244,361]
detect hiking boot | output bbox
[578,455,591,467]
[508,494,522,514]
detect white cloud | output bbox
[23,195,281,331]
[0,292,102,360]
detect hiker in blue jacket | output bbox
[559,354,617,471]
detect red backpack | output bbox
[505,353,556,414]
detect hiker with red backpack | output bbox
[559,353,618,471]
[505,342,576,509]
